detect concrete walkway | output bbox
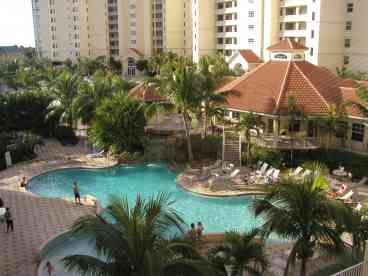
[0,190,93,276]
[0,139,112,276]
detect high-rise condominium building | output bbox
[32,0,368,74]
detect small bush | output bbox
[191,134,222,160]
[54,126,78,145]
[245,145,284,168]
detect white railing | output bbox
[252,136,320,149]
[331,260,368,276]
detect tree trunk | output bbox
[203,113,208,138]
[300,258,307,276]
[183,112,194,161]
[246,130,251,165]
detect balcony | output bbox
[280,0,310,8]
[252,136,321,150]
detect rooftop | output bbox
[267,38,308,52]
[238,49,263,63]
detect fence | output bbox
[331,260,368,276]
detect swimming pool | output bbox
[29,163,262,233]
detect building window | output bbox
[352,123,364,142]
[225,50,232,56]
[345,39,351,48]
[344,56,350,65]
[248,11,254,17]
[347,3,354,13]
[346,21,352,31]
[310,47,314,56]
[248,38,255,45]
[311,30,314,38]
[248,25,255,31]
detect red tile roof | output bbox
[129,83,168,103]
[218,60,366,118]
[267,38,308,52]
[238,49,263,63]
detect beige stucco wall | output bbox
[164,0,187,56]
[316,0,345,71]
[345,0,368,72]
[79,0,109,59]
[192,0,216,62]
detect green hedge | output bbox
[0,90,57,136]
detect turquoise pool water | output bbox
[29,163,262,233]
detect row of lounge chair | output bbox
[249,161,280,185]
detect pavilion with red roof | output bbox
[218,38,368,152]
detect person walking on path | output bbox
[46,261,54,276]
[73,181,81,205]
[4,207,14,232]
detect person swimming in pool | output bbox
[73,181,81,205]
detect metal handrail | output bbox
[331,260,368,276]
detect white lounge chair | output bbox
[272,169,280,182]
[358,177,368,186]
[290,166,303,177]
[355,202,363,212]
[87,149,105,158]
[209,169,240,187]
[256,163,268,176]
[300,169,312,179]
[337,190,354,201]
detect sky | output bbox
[0,0,35,47]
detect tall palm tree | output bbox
[318,103,347,150]
[197,55,233,138]
[63,193,221,276]
[73,70,124,124]
[235,112,260,165]
[47,70,81,127]
[208,229,269,276]
[253,176,347,276]
[157,57,201,161]
[286,96,304,165]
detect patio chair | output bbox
[252,168,274,185]
[337,190,354,201]
[290,166,303,177]
[203,160,221,171]
[255,163,268,176]
[300,169,312,179]
[87,149,105,159]
[358,176,368,186]
[272,169,280,182]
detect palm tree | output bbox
[253,176,347,276]
[73,70,124,124]
[286,96,304,165]
[197,55,233,138]
[47,69,81,127]
[157,57,201,161]
[208,229,269,276]
[235,112,260,165]
[318,103,347,150]
[63,193,221,276]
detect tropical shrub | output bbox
[54,125,78,145]
[88,93,146,153]
[0,90,56,136]
[191,134,222,160]
[246,145,284,168]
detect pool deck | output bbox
[0,140,364,275]
[0,139,114,276]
